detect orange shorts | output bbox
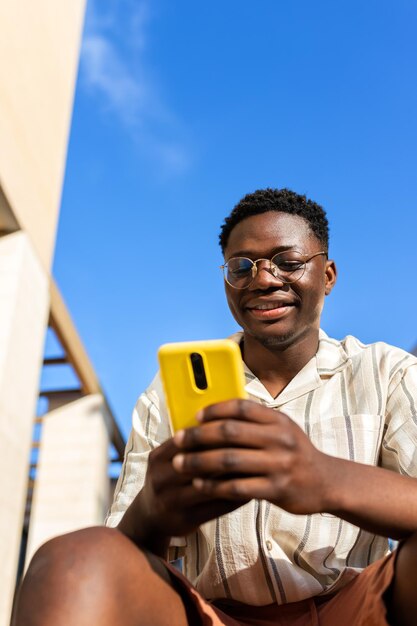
[165,550,397,626]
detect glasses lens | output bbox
[225,257,253,288]
[271,251,305,283]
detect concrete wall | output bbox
[0,0,86,270]
[25,394,111,566]
[0,232,50,625]
[0,2,88,622]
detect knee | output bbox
[14,527,149,625]
[25,526,138,587]
[20,525,153,609]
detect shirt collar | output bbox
[228,329,350,406]
[315,329,351,376]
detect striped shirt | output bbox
[106,330,417,605]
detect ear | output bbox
[324,259,337,296]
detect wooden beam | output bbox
[47,279,126,459]
[49,280,100,394]
[39,388,83,399]
[43,356,68,365]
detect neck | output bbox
[242,329,320,397]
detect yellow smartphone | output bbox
[158,339,247,432]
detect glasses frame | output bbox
[220,250,327,289]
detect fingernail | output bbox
[193,478,204,489]
[173,429,185,446]
[195,410,203,422]
[172,454,185,471]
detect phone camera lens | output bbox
[190,353,208,390]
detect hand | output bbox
[172,399,335,515]
[121,435,249,551]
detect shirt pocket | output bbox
[310,413,384,466]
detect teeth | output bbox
[252,302,287,310]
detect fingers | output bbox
[198,399,289,425]
[149,457,190,490]
[172,447,289,478]
[149,436,181,461]
[174,414,297,455]
[192,476,274,501]
[143,434,253,537]
[191,475,320,514]
[175,419,279,452]
[162,481,215,507]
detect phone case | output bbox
[158,339,247,432]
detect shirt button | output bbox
[266,540,273,551]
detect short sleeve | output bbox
[105,372,172,527]
[381,362,417,476]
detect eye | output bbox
[275,259,304,272]
[228,258,253,275]
[231,266,248,276]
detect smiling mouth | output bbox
[249,302,289,311]
[247,300,294,310]
[246,302,295,320]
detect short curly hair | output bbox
[219,188,329,253]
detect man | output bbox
[14,189,417,625]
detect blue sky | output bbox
[49,0,417,439]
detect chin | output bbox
[249,328,297,349]
[248,322,320,351]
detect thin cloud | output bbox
[127,1,150,51]
[79,0,191,174]
[81,34,147,126]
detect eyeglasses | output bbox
[221,250,327,289]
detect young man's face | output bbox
[223,211,337,349]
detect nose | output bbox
[249,259,285,290]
